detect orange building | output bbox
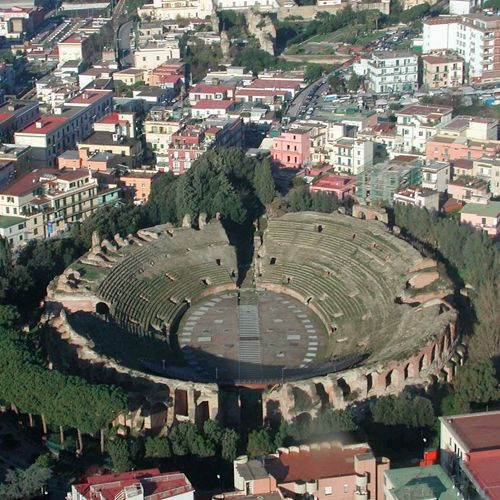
[120,170,160,203]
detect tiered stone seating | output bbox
[257,212,420,330]
[96,222,237,336]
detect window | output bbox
[344,484,348,494]
[324,487,332,495]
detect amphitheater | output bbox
[44,210,464,433]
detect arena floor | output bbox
[176,290,327,382]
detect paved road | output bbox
[117,20,134,67]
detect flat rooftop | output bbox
[441,410,500,452]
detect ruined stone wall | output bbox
[277,1,389,21]
[45,310,220,434]
[262,313,463,423]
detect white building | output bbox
[422,161,451,192]
[0,215,27,250]
[133,40,181,71]
[423,14,500,83]
[367,51,419,94]
[396,104,453,153]
[331,137,374,175]
[393,187,440,211]
[138,0,213,20]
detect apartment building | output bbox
[331,137,374,175]
[244,78,302,99]
[367,51,419,94]
[271,129,311,169]
[423,14,500,82]
[144,109,181,166]
[0,99,39,142]
[421,161,451,192]
[460,201,500,238]
[426,115,499,162]
[394,187,440,211]
[188,83,235,104]
[440,411,500,496]
[57,35,93,66]
[0,5,44,39]
[396,105,453,153]
[69,469,194,500]
[167,118,243,175]
[138,0,213,20]
[93,112,136,138]
[120,170,160,204]
[14,89,113,167]
[191,100,234,119]
[448,176,491,203]
[133,40,181,71]
[0,143,31,178]
[113,68,146,86]
[473,155,500,196]
[229,441,389,500]
[0,168,120,243]
[422,53,464,88]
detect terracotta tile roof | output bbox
[466,454,500,500]
[190,83,235,94]
[397,104,453,117]
[192,99,232,109]
[423,16,460,25]
[248,79,301,90]
[236,89,288,97]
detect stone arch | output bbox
[314,382,329,408]
[403,363,410,381]
[174,388,188,417]
[385,370,394,388]
[366,373,373,394]
[149,401,168,431]
[430,344,437,364]
[337,377,351,398]
[418,353,428,373]
[195,400,210,428]
[95,301,109,315]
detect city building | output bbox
[356,158,422,204]
[113,68,146,86]
[396,105,453,153]
[138,0,213,21]
[188,83,235,104]
[77,132,143,168]
[120,170,161,203]
[271,129,311,169]
[14,89,113,167]
[440,411,500,497]
[144,108,181,166]
[133,40,181,71]
[310,173,357,199]
[421,161,451,192]
[93,112,136,139]
[68,469,194,500]
[384,465,462,500]
[448,176,491,203]
[57,148,120,171]
[191,100,234,119]
[422,53,464,88]
[473,155,500,196]
[367,51,419,94]
[426,115,499,162]
[0,168,120,241]
[393,187,440,211]
[331,137,374,175]
[0,143,31,179]
[0,215,27,250]
[460,201,500,238]
[0,99,40,142]
[244,79,302,99]
[0,5,44,39]
[57,35,93,66]
[229,441,389,500]
[423,14,500,83]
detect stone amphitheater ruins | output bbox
[44,210,464,434]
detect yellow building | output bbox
[422,54,464,89]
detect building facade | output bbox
[367,51,419,94]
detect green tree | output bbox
[346,72,361,92]
[107,438,134,472]
[327,74,343,93]
[454,360,498,405]
[253,159,275,205]
[247,429,274,457]
[305,64,324,82]
[233,47,276,75]
[0,463,52,499]
[145,436,172,458]
[221,428,238,462]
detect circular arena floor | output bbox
[176,290,327,383]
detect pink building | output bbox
[271,129,310,169]
[310,173,356,199]
[448,176,491,204]
[228,441,389,500]
[168,125,206,175]
[460,201,500,239]
[68,469,194,500]
[425,136,500,162]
